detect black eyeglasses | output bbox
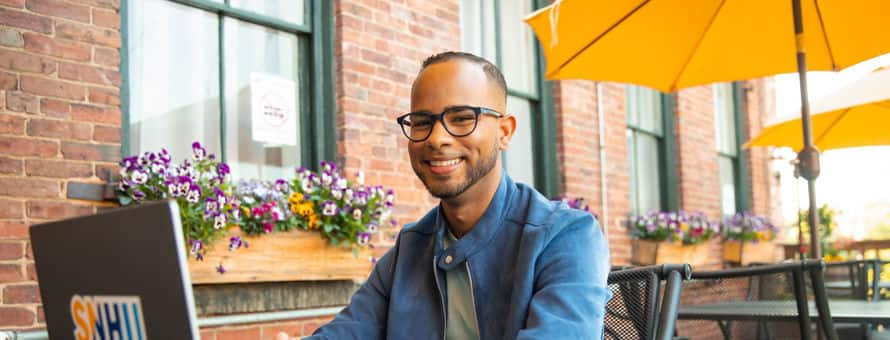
[396,106,504,142]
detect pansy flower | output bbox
[356,232,371,246]
[192,141,207,161]
[322,200,338,216]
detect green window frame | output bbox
[459,0,559,197]
[715,82,750,215]
[121,0,336,171]
[626,85,677,214]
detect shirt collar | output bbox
[434,174,515,270]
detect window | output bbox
[714,83,749,216]
[124,0,334,180]
[626,85,675,214]
[460,0,558,196]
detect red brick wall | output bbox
[334,0,458,254]
[554,81,633,264]
[0,0,122,329]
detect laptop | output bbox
[30,200,199,340]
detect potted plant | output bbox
[117,142,394,284]
[630,210,719,267]
[722,212,779,265]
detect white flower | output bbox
[301,180,316,193]
[367,223,378,234]
[332,189,343,200]
[321,172,332,186]
[214,214,226,229]
[186,190,200,203]
[356,171,365,186]
[352,208,362,220]
[131,171,148,184]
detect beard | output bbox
[414,140,500,200]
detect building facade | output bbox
[0,0,780,337]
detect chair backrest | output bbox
[605,264,690,340]
[679,260,838,340]
[824,260,871,300]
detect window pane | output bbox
[128,0,220,161]
[459,0,497,62]
[719,156,737,216]
[499,0,537,96]
[230,0,304,25]
[635,133,662,214]
[224,18,302,181]
[505,96,535,186]
[627,85,662,135]
[627,129,638,214]
[714,83,737,155]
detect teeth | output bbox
[430,159,461,167]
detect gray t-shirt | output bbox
[443,230,481,340]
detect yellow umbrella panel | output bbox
[746,102,890,151]
[525,0,890,93]
[749,65,890,151]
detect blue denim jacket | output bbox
[308,175,611,339]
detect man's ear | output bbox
[498,114,517,151]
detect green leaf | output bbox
[352,247,359,258]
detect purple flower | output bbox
[366,222,379,234]
[131,170,148,184]
[263,222,274,233]
[159,148,172,164]
[352,208,362,220]
[189,239,203,258]
[357,232,371,246]
[229,236,245,251]
[321,171,333,186]
[120,156,138,170]
[192,141,207,161]
[213,214,226,230]
[333,177,348,191]
[274,179,289,192]
[302,175,317,193]
[322,200,338,216]
[132,189,146,201]
[321,160,336,173]
[213,188,227,205]
[353,190,369,205]
[151,162,167,175]
[216,264,226,274]
[217,163,230,178]
[186,184,201,203]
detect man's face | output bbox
[408,60,512,199]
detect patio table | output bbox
[678,300,890,339]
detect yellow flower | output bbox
[288,192,303,205]
[679,223,689,232]
[242,207,251,218]
[294,202,314,218]
[755,231,764,240]
[307,215,319,229]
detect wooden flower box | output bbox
[631,239,709,267]
[188,228,374,284]
[723,240,777,265]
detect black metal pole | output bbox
[792,0,822,259]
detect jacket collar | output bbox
[433,174,515,270]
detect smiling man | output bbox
[308,51,611,339]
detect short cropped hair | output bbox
[415,51,507,102]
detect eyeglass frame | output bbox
[395,105,505,142]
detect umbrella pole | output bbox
[792,0,822,259]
